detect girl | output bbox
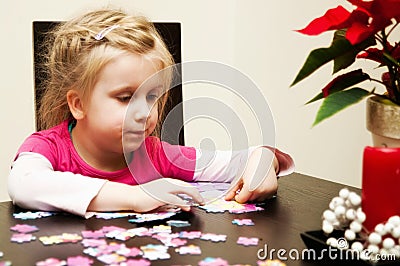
[8,9,294,218]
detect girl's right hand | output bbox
[131,178,204,212]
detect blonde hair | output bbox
[38,9,174,132]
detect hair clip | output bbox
[94,25,120,40]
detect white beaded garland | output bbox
[345,209,356,220]
[348,192,361,206]
[349,221,362,233]
[351,241,364,252]
[383,238,395,249]
[368,232,382,245]
[374,223,386,236]
[334,205,346,217]
[367,244,380,254]
[321,187,400,261]
[356,211,366,223]
[339,188,350,199]
[388,216,400,226]
[326,237,337,247]
[392,226,400,238]
[322,221,334,234]
[345,229,356,241]
[323,210,336,223]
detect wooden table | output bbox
[0,173,357,265]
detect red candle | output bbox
[362,146,400,231]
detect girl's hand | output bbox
[132,178,204,212]
[224,147,279,203]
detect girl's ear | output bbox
[67,90,85,120]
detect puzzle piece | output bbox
[140,244,170,260]
[179,231,202,239]
[81,230,104,239]
[232,219,255,226]
[200,233,227,242]
[198,257,229,266]
[39,233,82,245]
[123,258,151,266]
[13,211,55,220]
[66,256,93,266]
[97,253,126,265]
[237,236,259,246]
[35,257,66,266]
[10,224,39,233]
[175,244,201,255]
[257,259,286,266]
[81,239,107,247]
[116,246,142,257]
[128,212,177,223]
[166,220,191,227]
[198,198,264,213]
[152,225,171,234]
[10,233,36,243]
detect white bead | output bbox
[345,209,356,220]
[388,247,400,258]
[368,244,380,254]
[348,192,361,207]
[380,248,389,256]
[350,221,362,233]
[339,188,350,199]
[369,232,382,245]
[326,237,337,247]
[385,222,395,233]
[351,241,364,252]
[375,223,387,235]
[345,229,356,241]
[323,222,334,234]
[323,210,336,223]
[388,216,400,226]
[383,238,395,249]
[334,205,346,217]
[392,226,400,238]
[356,211,366,223]
[331,197,344,207]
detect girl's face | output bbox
[82,52,162,154]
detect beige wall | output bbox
[0,0,372,201]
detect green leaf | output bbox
[306,69,370,104]
[312,88,370,126]
[291,30,376,87]
[333,32,376,73]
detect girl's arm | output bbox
[8,152,203,217]
[192,146,294,183]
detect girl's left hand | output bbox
[224,147,279,203]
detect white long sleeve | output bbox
[8,152,107,218]
[192,146,294,183]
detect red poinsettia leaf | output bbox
[297,5,351,35]
[371,0,400,22]
[347,0,373,12]
[357,48,385,64]
[345,22,375,45]
[322,69,369,97]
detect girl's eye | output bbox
[147,94,159,102]
[117,95,132,103]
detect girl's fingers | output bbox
[234,185,253,203]
[224,179,243,201]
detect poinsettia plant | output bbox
[291,0,400,126]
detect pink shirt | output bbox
[16,120,197,185]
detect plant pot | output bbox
[362,146,400,231]
[366,95,400,147]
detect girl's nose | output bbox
[131,98,152,122]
